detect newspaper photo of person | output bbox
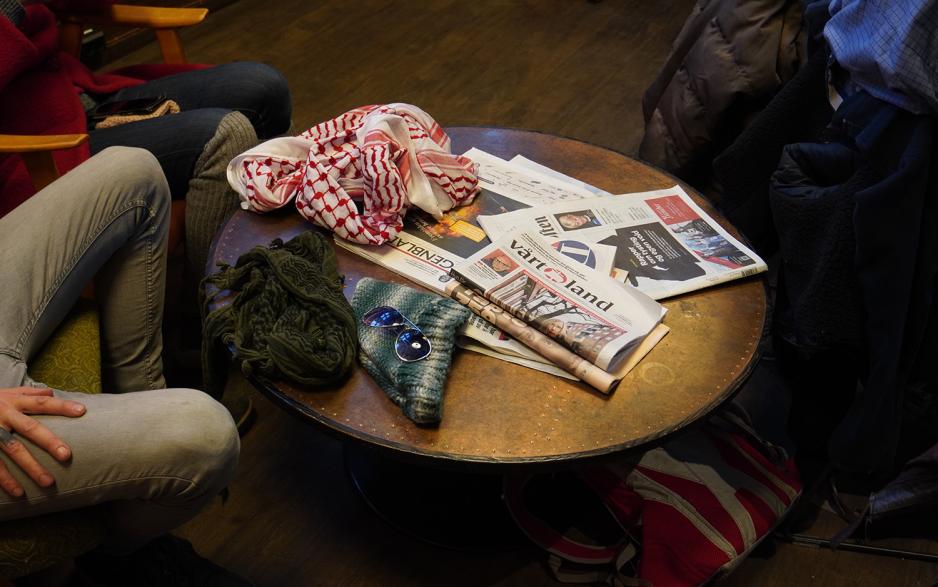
[541,318,566,339]
[555,209,602,231]
[671,218,718,237]
[481,250,518,276]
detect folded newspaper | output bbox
[334,148,763,384]
[332,148,599,293]
[477,185,767,300]
[333,148,612,375]
[447,230,666,393]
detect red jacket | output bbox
[0,2,203,216]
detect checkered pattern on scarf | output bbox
[227,103,480,245]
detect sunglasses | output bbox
[362,306,432,362]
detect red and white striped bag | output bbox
[504,407,801,586]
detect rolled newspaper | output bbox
[444,282,619,394]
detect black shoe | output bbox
[73,534,252,587]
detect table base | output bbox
[344,445,526,551]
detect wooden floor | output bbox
[110,0,691,157]
[109,1,938,585]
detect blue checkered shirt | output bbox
[825,0,938,114]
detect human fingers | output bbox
[0,387,53,398]
[0,425,54,489]
[5,408,73,463]
[0,455,24,498]
[13,395,86,419]
[17,387,54,397]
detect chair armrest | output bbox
[58,5,208,64]
[0,134,89,154]
[0,134,89,191]
[60,4,208,29]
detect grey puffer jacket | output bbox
[639,0,806,181]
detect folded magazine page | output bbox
[450,230,666,372]
[477,185,767,300]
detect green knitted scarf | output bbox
[201,230,358,396]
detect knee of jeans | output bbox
[234,61,292,137]
[159,389,240,491]
[95,146,171,214]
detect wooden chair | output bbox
[0,3,209,254]
[58,4,208,66]
[0,5,206,580]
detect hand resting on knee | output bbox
[0,387,86,497]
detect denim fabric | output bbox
[89,62,292,199]
[90,108,229,200]
[0,148,239,550]
[106,61,291,140]
[0,147,169,391]
[0,388,238,553]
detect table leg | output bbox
[343,444,526,551]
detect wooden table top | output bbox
[207,127,766,471]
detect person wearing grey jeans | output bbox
[0,147,240,571]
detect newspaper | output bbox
[333,148,606,372]
[450,230,666,379]
[456,239,617,369]
[333,148,597,293]
[477,185,767,300]
[445,281,622,392]
[509,155,613,197]
[456,338,578,380]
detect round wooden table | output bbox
[208,127,766,546]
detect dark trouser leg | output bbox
[104,61,292,140]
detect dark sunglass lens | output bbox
[363,306,405,328]
[395,329,431,362]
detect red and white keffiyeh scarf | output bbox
[226,103,480,245]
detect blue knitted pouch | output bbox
[351,278,471,425]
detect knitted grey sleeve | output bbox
[185,111,258,277]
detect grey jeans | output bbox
[0,147,238,551]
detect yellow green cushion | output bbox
[2,301,105,579]
[27,299,102,394]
